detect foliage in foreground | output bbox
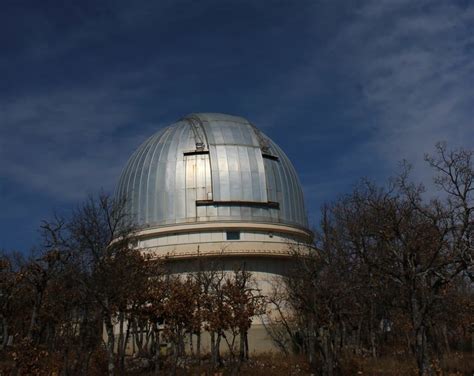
[0,143,472,376]
[265,143,473,376]
[0,195,263,375]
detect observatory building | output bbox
[116,113,312,349]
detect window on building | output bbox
[226,231,240,240]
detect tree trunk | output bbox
[369,302,377,358]
[153,326,161,376]
[414,325,432,376]
[216,334,222,365]
[355,318,363,354]
[245,332,249,360]
[340,321,346,350]
[197,329,201,365]
[319,327,334,376]
[81,350,93,376]
[134,320,144,354]
[189,332,194,356]
[239,332,245,361]
[104,315,116,376]
[210,331,216,367]
[117,312,124,374]
[28,291,43,341]
[119,315,131,374]
[1,315,8,350]
[442,324,450,354]
[411,294,433,376]
[307,318,316,369]
[370,329,377,358]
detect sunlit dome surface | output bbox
[116,113,308,230]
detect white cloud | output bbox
[0,83,160,200]
[2,0,473,206]
[336,0,474,172]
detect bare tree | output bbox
[38,193,153,375]
[282,144,473,376]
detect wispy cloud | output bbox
[244,0,474,219]
[1,0,473,251]
[0,82,160,200]
[334,1,474,172]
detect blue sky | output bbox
[1,0,473,251]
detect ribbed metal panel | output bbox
[116,113,309,230]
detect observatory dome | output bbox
[116,113,308,231]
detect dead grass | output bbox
[156,353,312,376]
[234,353,311,376]
[3,350,472,375]
[340,351,474,376]
[343,354,418,376]
[135,351,473,375]
[440,352,474,376]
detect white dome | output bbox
[116,113,308,231]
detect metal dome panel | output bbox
[116,113,309,230]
